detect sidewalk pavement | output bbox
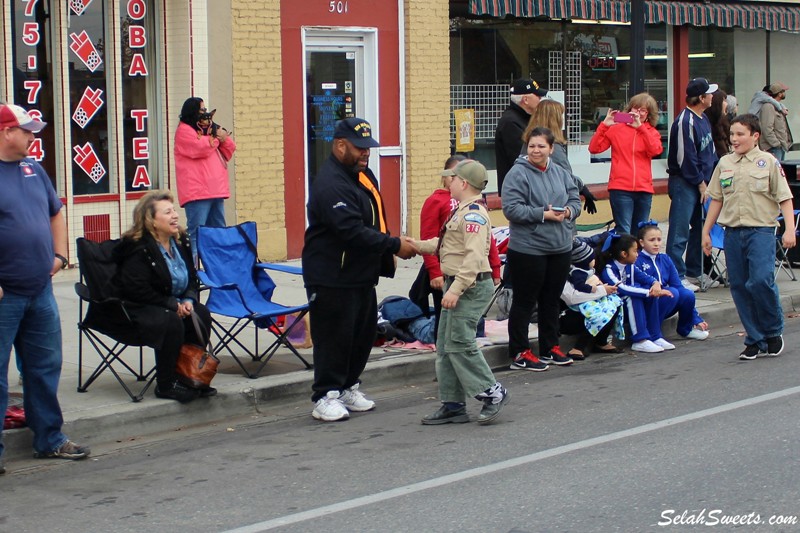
[5,239,800,462]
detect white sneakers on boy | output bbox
[632,340,665,353]
[653,338,676,350]
[685,328,710,341]
[680,278,700,292]
[312,391,350,422]
[339,383,376,412]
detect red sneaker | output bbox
[540,345,574,366]
[510,349,549,372]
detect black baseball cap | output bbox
[333,117,380,149]
[686,78,718,97]
[511,78,548,97]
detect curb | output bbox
[2,294,795,461]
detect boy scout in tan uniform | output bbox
[415,160,510,425]
[703,114,795,360]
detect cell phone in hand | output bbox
[613,112,634,124]
[551,206,566,212]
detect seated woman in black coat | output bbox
[113,190,213,402]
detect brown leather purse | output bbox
[176,311,219,389]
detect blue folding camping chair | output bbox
[196,222,313,378]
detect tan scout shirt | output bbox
[417,194,492,296]
[708,147,793,228]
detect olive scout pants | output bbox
[435,277,496,404]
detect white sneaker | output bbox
[632,340,665,353]
[312,391,350,421]
[653,338,676,350]
[684,328,710,341]
[681,278,700,292]
[339,383,376,412]
[688,274,720,289]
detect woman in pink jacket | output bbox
[174,97,236,261]
[588,92,663,234]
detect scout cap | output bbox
[453,159,488,191]
[686,78,718,97]
[0,104,46,133]
[333,117,380,149]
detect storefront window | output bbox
[68,1,111,195]
[120,0,161,192]
[689,27,735,95]
[10,0,57,188]
[449,19,669,171]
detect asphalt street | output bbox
[2,319,800,533]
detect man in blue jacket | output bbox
[302,118,417,422]
[666,78,719,292]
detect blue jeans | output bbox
[666,177,703,278]
[767,147,785,162]
[608,190,652,235]
[184,198,226,261]
[0,282,68,457]
[724,227,784,349]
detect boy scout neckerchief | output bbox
[435,206,459,257]
[358,172,388,233]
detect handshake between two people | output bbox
[395,235,421,260]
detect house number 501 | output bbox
[329,0,348,13]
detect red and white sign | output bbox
[73,143,106,183]
[69,30,103,72]
[72,87,104,128]
[70,0,94,16]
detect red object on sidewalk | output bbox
[4,405,26,430]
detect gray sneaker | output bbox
[421,405,469,425]
[477,389,510,425]
[34,440,91,460]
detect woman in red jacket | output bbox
[409,155,501,340]
[589,93,663,234]
[174,97,236,263]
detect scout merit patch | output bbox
[464,212,487,234]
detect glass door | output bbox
[305,46,362,188]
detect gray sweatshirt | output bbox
[748,91,785,117]
[502,155,582,255]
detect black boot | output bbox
[155,380,198,403]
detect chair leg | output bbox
[77,327,157,402]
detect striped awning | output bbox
[468,1,800,32]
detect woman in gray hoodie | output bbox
[502,127,582,372]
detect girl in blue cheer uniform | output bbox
[636,222,710,345]
[597,233,674,353]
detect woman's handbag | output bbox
[176,311,219,389]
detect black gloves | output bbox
[580,186,597,214]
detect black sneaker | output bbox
[34,440,90,460]
[766,335,784,357]
[421,405,469,425]
[0,458,5,475]
[540,346,573,366]
[509,350,549,372]
[739,344,761,361]
[155,380,199,403]
[199,386,217,398]
[477,389,510,425]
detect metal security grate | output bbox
[549,51,583,145]
[449,84,510,141]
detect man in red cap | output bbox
[0,103,90,474]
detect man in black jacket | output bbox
[302,117,417,422]
[494,79,548,195]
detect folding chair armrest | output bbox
[197,270,238,290]
[75,282,91,301]
[255,262,303,275]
